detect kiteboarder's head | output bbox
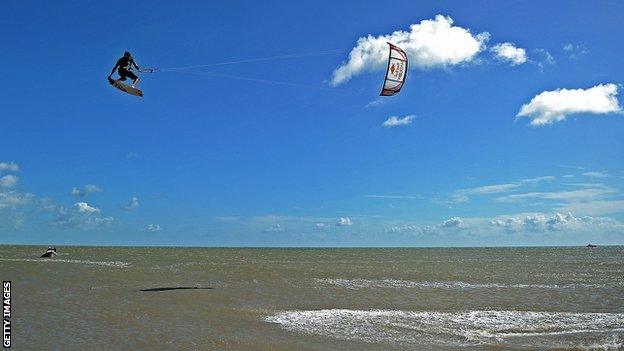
[124,51,132,58]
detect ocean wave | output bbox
[265,309,624,349]
[0,258,130,268]
[313,278,615,290]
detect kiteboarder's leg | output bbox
[117,69,128,82]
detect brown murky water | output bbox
[1,245,623,350]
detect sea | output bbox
[1,245,623,350]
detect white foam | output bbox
[0,258,130,268]
[313,278,613,290]
[265,309,624,348]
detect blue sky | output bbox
[1,0,623,246]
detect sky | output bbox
[1,0,623,247]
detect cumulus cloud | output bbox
[73,202,100,214]
[71,184,103,197]
[337,217,354,226]
[0,162,19,173]
[0,190,33,211]
[0,175,19,189]
[123,196,140,211]
[145,224,161,232]
[331,15,489,85]
[382,115,415,128]
[314,223,328,230]
[517,83,622,126]
[438,217,464,228]
[490,42,527,65]
[53,203,112,229]
[0,167,115,231]
[489,212,619,232]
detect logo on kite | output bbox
[380,43,408,96]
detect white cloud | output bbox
[382,115,415,128]
[0,175,19,189]
[0,190,33,210]
[53,203,112,229]
[489,212,621,233]
[461,183,520,195]
[0,162,19,173]
[73,202,100,214]
[521,176,556,183]
[145,224,161,232]
[452,175,555,203]
[490,217,523,229]
[123,196,140,210]
[337,217,354,226]
[581,171,608,178]
[314,223,328,230]
[364,195,423,200]
[265,223,285,233]
[563,43,589,59]
[517,83,622,126]
[438,217,464,228]
[555,200,624,216]
[497,187,616,203]
[71,184,103,197]
[364,98,386,108]
[532,49,555,70]
[386,224,420,234]
[0,167,115,231]
[490,42,527,65]
[331,15,489,85]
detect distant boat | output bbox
[41,247,57,258]
[586,244,598,248]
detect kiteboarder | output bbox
[41,247,57,258]
[108,51,142,88]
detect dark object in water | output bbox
[586,244,598,248]
[41,247,57,258]
[140,286,213,292]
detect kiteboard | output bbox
[108,78,143,97]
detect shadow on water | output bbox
[139,286,213,292]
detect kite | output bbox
[380,43,408,96]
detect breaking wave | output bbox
[313,278,614,290]
[265,309,624,349]
[0,258,130,268]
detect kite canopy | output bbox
[380,43,408,96]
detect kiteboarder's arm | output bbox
[131,59,142,73]
[108,63,119,78]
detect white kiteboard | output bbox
[108,78,143,97]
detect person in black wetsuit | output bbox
[108,51,142,88]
